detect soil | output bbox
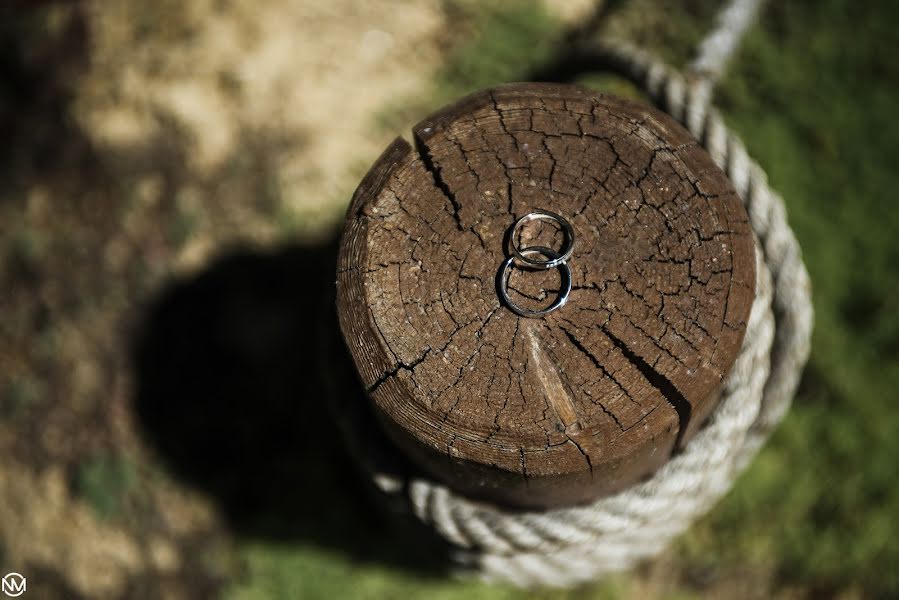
[0,1,449,597]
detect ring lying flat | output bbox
[498,246,573,318]
[509,210,575,270]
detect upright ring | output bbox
[509,210,575,269]
[497,246,573,318]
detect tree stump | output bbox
[336,83,755,509]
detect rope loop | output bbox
[330,38,812,588]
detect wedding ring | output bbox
[497,246,573,318]
[509,210,575,270]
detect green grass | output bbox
[682,0,899,596]
[228,543,647,600]
[434,0,560,99]
[374,0,561,135]
[228,0,899,597]
[75,453,138,520]
[599,0,721,66]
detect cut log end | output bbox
[337,83,755,509]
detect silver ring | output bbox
[497,246,572,318]
[509,210,575,270]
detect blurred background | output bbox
[0,0,897,598]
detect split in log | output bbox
[336,83,755,509]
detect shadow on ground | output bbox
[128,8,628,576]
[0,4,91,192]
[132,239,452,575]
[126,1,648,580]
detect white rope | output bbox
[685,0,767,133]
[689,0,766,82]
[328,3,812,587]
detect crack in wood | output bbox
[413,134,465,231]
[601,326,693,448]
[559,327,627,431]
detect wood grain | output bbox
[336,83,755,509]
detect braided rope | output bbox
[686,0,766,118]
[328,30,812,589]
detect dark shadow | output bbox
[527,43,617,84]
[132,235,452,574]
[525,0,627,84]
[0,4,91,189]
[129,0,638,577]
[17,565,86,600]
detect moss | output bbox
[2,379,40,418]
[574,73,645,100]
[75,454,137,520]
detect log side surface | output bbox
[336,83,755,509]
